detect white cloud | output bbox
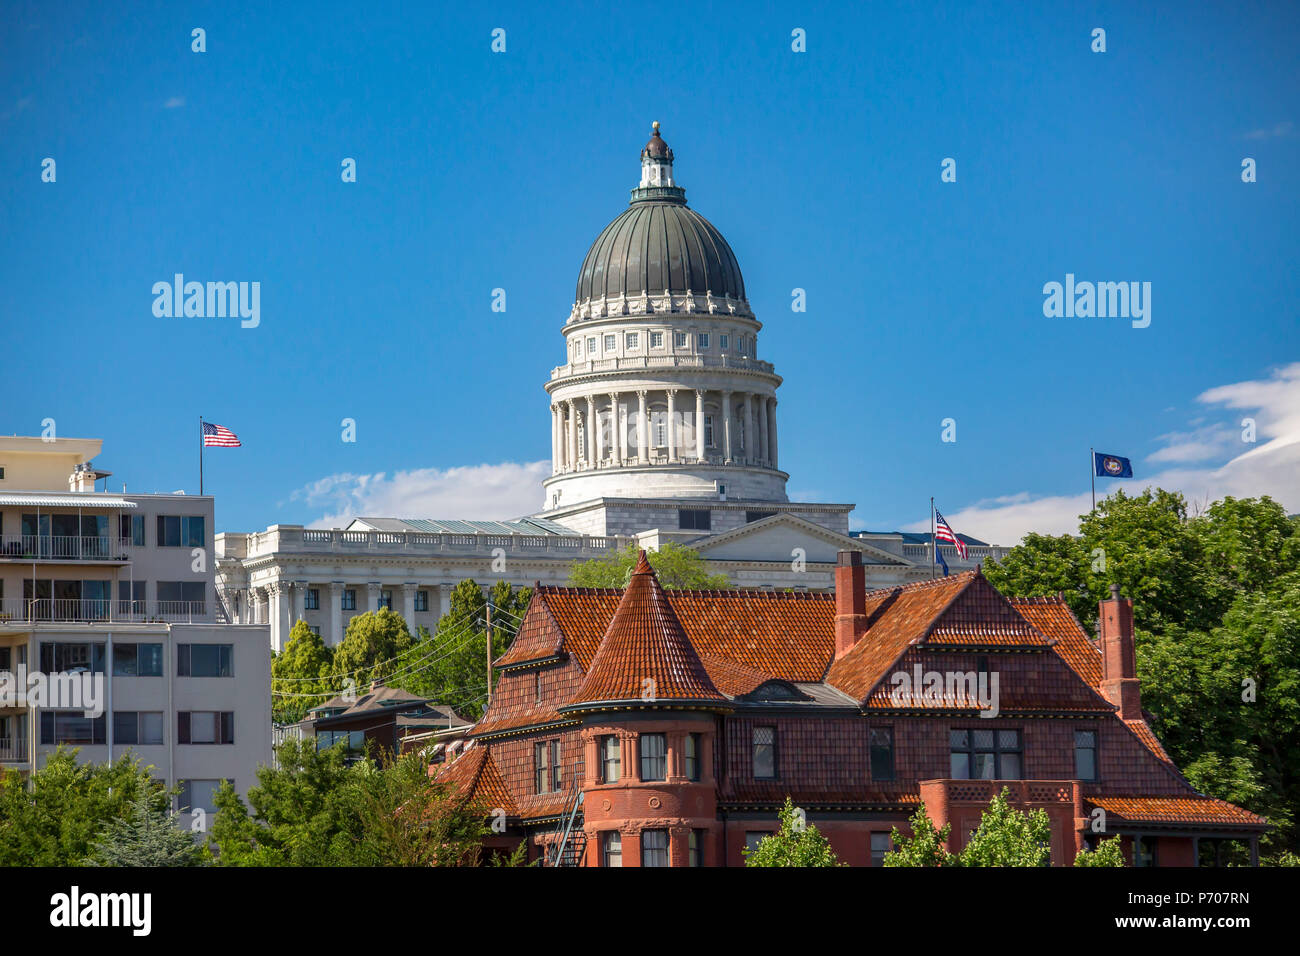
[1245,120,1295,140]
[163,96,185,109]
[291,461,550,528]
[906,363,1300,546]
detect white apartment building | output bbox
[0,436,271,819]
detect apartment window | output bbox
[113,711,164,746]
[117,580,146,613]
[641,829,670,867]
[625,332,639,349]
[40,641,106,674]
[602,831,622,867]
[534,739,561,794]
[639,733,667,781]
[678,508,711,531]
[689,829,704,866]
[156,515,206,548]
[1134,836,1158,868]
[415,590,429,612]
[870,727,895,781]
[341,588,357,611]
[601,735,621,783]
[870,832,892,866]
[697,333,710,349]
[674,332,688,348]
[753,726,777,779]
[719,334,729,350]
[112,643,163,677]
[744,832,769,854]
[703,414,714,447]
[40,711,106,745]
[950,728,1022,780]
[119,514,145,546]
[157,581,205,612]
[649,331,664,349]
[1074,729,1098,781]
[177,643,233,678]
[685,732,701,781]
[178,711,235,745]
[586,336,597,355]
[0,467,4,479]
[179,779,232,816]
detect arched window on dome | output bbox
[652,410,667,448]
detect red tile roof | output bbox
[1011,596,1102,685]
[432,745,517,815]
[1088,795,1267,827]
[565,551,725,709]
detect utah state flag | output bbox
[1094,452,1133,478]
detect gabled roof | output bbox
[1087,795,1267,828]
[563,552,726,710]
[433,745,517,815]
[692,511,913,566]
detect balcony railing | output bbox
[551,352,777,381]
[0,534,133,562]
[0,599,208,624]
[901,543,1007,564]
[0,738,28,762]
[229,527,636,560]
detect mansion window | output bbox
[304,588,320,611]
[719,333,729,350]
[602,831,622,867]
[649,331,664,348]
[603,334,616,352]
[156,514,205,548]
[535,671,543,703]
[753,726,777,779]
[674,332,688,349]
[678,509,710,531]
[415,590,429,612]
[601,735,621,783]
[703,414,714,446]
[534,739,561,793]
[112,642,163,677]
[625,332,639,349]
[697,333,709,349]
[379,589,393,610]
[870,727,895,781]
[641,829,669,867]
[689,829,704,867]
[1134,836,1158,868]
[341,588,357,611]
[639,733,667,781]
[113,711,164,746]
[950,728,1022,780]
[178,711,235,745]
[586,336,597,355]
[685,733,701,781]
[744,832,768,854]
[870,832,892,866]
[177,643,233,678]
[1074,729,1098,781]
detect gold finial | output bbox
[652,120,660,133]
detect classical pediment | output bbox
[691,513,913,565]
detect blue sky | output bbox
[2,0,1297,543]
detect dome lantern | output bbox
[639,121,676,190]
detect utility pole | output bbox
[485,598,493,704]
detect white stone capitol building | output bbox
[216,125,1004,650]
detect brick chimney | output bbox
[834,550,869,659]
[1098,583,1141,719]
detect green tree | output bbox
[86,793,208,866]
[0,749,165,866]
[568,542,729,589]
[743,797,845,867]
[272,619,339,724]
[957,788,1051,867]
[396,579,530,721]
[883,805,956,867]
[1074,836,1127,867]
[331,607,415,689]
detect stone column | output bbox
[366,582,380,614]
[587,395,597,466]
[402,582,417,627]
[594,398,604,464]
[550,404,559,473]
[608,392,621,466]
[438,584,451,617]
[721,389,733,461]
[637,390,649,463]
[267,583,286,652]
[327,582,343,647]
[768,398,778,468]
[667,389,678,463]
[748,390,759,463]
[293,580,308,625]
[567,401,578,471]
[695,389,705,460]
[758,397,770,465]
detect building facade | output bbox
[437,550,1266,867]
[0,436,272,820]
[216,125,1007,650]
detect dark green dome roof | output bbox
[575,128,746,305]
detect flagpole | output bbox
[1090,446,1095,513]
[930,496,935,580]
[199,416,204,497]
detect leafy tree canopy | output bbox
[885,790,1051,867]
[743,797,845,867]
[86,793,208,867]
[272,619,339,724]
[568,542,729,590]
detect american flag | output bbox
[202,422,241,447]
[934,509,967,560]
